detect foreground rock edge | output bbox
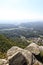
[0,43,43,65]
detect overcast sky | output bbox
[0,0,43,23]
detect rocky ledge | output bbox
[0,43,43,65]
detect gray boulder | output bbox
[25,43,40,55]
[0,59,8,65]
[33,60,43,65]
[39,46,43,56]
[7,46,32,65]
[32,55,43,65]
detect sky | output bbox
[0,0,43,24]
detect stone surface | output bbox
[0,59,8,65]
[39,46,43,56]
[33,60,43,65]
[25,43,40,55]
[32,55,43,65]
[1,43,43,65]
[7,46,32,65]
[9,52,27,65]
[39,46,43,51]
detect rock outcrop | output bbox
[0,43,43,65]
[25,43,40,55]
[33,60,43,65]
[7,46,32,65]
[0,59,8,65]
[39,46,43,56]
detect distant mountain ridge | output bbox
[0,21,43,39]
[0,24,18,30]
[19,22,43,28]
[0,21,43,30]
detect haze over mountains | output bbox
[0,21,43,29]
[0,21,43,35]
[0,21,43,38]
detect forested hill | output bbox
[19,22,43,30]
[0,22,43,58]
[0,34,30,58]
[0,35,13,58]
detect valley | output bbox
[0,22,43,58]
